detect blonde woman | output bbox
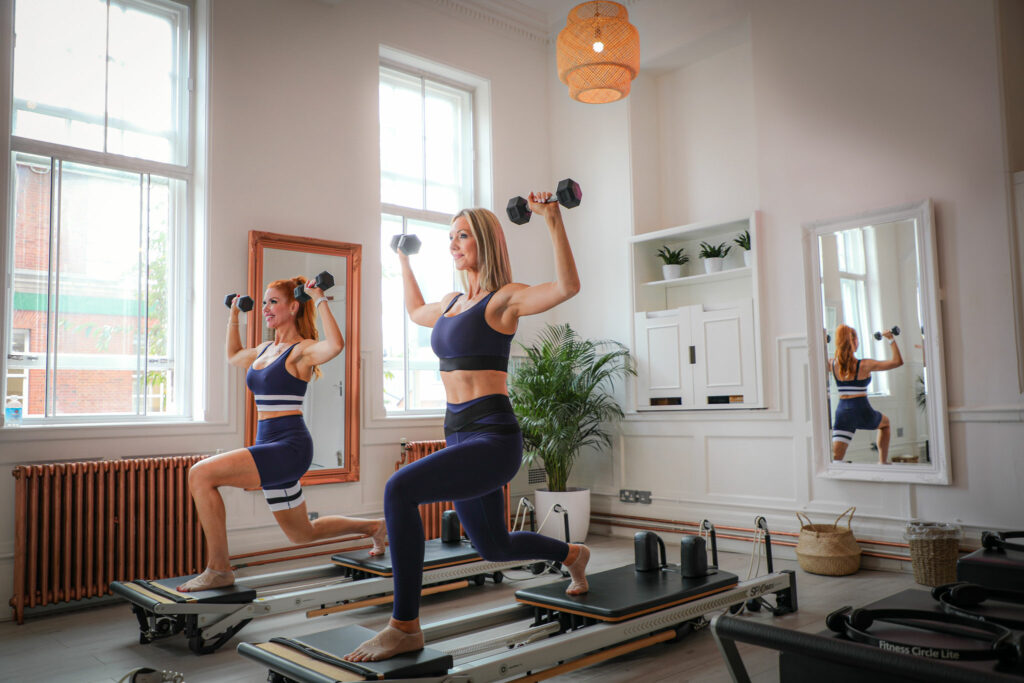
[345,193,588,662]
[178,277,386,592]
[829,324,903,464]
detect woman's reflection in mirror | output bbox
[828,324,903,464]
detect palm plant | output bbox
[734,229,751,251]
[699,241,732,259]
[509,323,635,493]
[656,245,689,266]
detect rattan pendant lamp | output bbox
[556,1,640,104]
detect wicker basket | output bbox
[905,521,961,586]
[795,507,861,576]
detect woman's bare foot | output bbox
[176,567,234,592]
[343,625,424,662]
[369,519,387,557]
[564,543,590,596]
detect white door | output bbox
[634,308,693,409]
[691,299,756,406]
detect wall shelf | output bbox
[643,265,752,288]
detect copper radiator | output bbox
[10,455,207,624]
[397,439,511,539]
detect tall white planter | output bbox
[742,250,752,267]
[534,488,590,543]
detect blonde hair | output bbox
[833,324,858,380]
[267,276,322,380]
[452,208,513,293]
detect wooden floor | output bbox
[0,533,920,683]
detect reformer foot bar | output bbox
[237,565,798,682]
[110,539,523,654]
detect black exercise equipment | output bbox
[634,531,667,572]
[390,233,422,255]
[224,293,254,313]
[958,530,1024,591]
[825,604,1019,663]
[874,325,901,340]
[933,582,1024,630]
[505,178,582,225]
[711,610,1024,683]
[293,271,335,302]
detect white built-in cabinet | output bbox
[630,214,764,411]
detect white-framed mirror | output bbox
[803,200,950,484]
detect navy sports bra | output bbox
[430,292,514,372]
[246,343,308,412]
[832,359,871,392]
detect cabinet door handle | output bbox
[689,346,696,364]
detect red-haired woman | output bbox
[177,276,386,592]
[829,324,903,464]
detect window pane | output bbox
[144,176,179,414]
[406,220,452,411]
[424,83,465,214]
[13,0,108,151]
[107,1,185,163]
[52,162,144,415]
[837,228,866,275]
[380,215,406,411]
[9,154,53,418]
[380,69,424,208]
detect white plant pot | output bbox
[743,250,752,267]
[661,264,683,280]
[534,488,590,543]
[703,257,724,273]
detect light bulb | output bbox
[593,41,604,53]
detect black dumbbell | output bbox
[390,234,422,256]
[506,178,582,225]
[294,271,335,302]
[224,293,254,313]
[873,325,900,340]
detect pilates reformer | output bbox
[110,516,526,655]
[236,519,799,682]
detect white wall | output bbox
[556,0,1023,553]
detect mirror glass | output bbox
[247,231,361,484]
[804,200,950,484]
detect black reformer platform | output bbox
[957,530,1024,591]
[331,539,500,581]
[110,538,521,655]
[238,522,798,682]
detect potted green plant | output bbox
[509,323,635,542]
[656,245,689,280]
[699,240,732,273]
[734,229,752,267]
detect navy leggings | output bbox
[384,394,570,621]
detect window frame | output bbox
[377,56,479,418]
[1,0,205,430]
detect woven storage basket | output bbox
[905,521,961,586]
[795,507,861,576]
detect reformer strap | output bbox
[825,605,1020,663]
[439,355,509,372]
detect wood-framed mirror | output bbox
[247,230,361,484]
[803,199,951,485]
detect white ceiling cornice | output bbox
[415,0,552,44]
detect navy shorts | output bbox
[248,414,313,511]
[832,396,883,444]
